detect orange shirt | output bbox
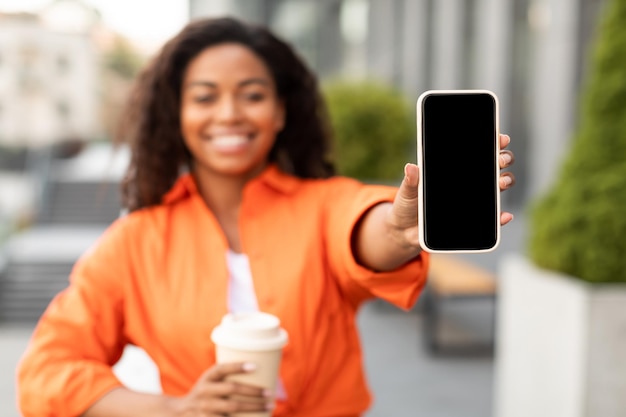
[17,165,429,417]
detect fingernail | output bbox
[500,153,511,165]
[502,176,512,186]
[263,389,275,398]
[242,362,257,371]
[266,401,275,410]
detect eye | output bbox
[193,94,216,104]
[242,92,266,102]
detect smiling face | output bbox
[180,43,285,180]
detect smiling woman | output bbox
[15,16,515,417]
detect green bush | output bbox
[323,80,415,182]
[529,162,626,283]
[528,0,626,283]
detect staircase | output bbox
[39,180,122,224]
[0,225,109,322]
[0,261,73,322]
[0,144,127,323]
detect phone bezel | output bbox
[416,89,501,254]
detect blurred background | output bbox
[0,0,620,416]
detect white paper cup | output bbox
[211,312,288,417]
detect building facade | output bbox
[188,0,607,205]
[0,10,99,148]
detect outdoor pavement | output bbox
[0,211,527,417]
[1,324,32,417]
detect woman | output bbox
[17,17,515,417]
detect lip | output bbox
[204,129,253,137]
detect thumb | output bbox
[390,163,420,229]
[398,163,419,201]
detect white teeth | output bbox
[212,135,248,148]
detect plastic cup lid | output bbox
[211,312,288,351]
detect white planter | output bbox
[494,253,626,417]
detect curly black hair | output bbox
[117,16,336,211]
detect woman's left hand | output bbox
[390,133,516,248]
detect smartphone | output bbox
[416,89,500,253]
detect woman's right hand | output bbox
[167,362,274,416]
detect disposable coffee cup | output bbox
[211,312,288,417]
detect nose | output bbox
[215,95,241,123]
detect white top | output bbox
[225,250,288,400]
[226,250,260,313]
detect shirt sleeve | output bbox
[324,178,430,310]
[16,218,133,417]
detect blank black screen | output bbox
[421,93,497,251]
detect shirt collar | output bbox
[161,164,300,205]
[258,164,300,194]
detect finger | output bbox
[203,362,256,382]
[209,381,271,400]
[499,172,516,191]
[499,134,511,150]
[500,212,514,226]
[209,397,274,414]
[499,150,515,168]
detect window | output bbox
[56,100,70,119]
[461,0,478,88]
[19,43,39,65]
[270,1,318,69]
[340,0,368,76]
[57,54,70,74]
